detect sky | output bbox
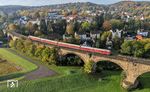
[0,0,149,6]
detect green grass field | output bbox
[0,68,124,92]
[0,49,37,73]
[0,48,149,92]
[0,48,37,80]
[0,66,149,92]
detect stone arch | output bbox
[136,71,150,85]
[137,71,150,87]
[138,71,150,78]
[137,70,150,78]
[59,49,90,63]
[94,60,123,72]
[91,56,127,73]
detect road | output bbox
[7,49,57,80]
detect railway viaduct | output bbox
[8,32,150,90]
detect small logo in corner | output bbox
[7,80,18,88]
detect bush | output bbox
[84,60,95,74]
[121,39,150,58]
[15,39,25,52]
[144,43,150,58]
[9,38,58,65]
[26,44,37,56]
[34,45,45,58]
[9,40,15,48]
[121,40,133,55]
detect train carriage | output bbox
[28,36,112,55]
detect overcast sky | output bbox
[0,0,149,6]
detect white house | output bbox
[75,32,87,40]
[19,16,29,25]
[138,32,148,37]
[29,19,40,25]
[110,29,122,38]
[90,31,100,39]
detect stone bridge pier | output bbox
[121,62,150,89]
[59,48,150,90]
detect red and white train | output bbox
[28,36,112,55]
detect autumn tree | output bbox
[35,45,45,58]
[33,11,40,19]
[100,31,112,48]
[66,23,74,35]
[32,24,39,31]
[81,21,91,31]
[112,35,123,50]
[42,47,51,62]
[23,39,32,53]
[9,40,15,48]
[62,10,68,17]
[8,24,18,31]
[72,8,77,15]
[25,22,34,35]
[34,31,42,36]
[84,60,95,74]
[49,48,58,65]
[40,19,47,34]
[103,21,112,31]
[27,44,37,56]
[110,19,124,30]
[15,39,25,52]
[132,41,145,57]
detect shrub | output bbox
[9,40,15,48]
[144,43,150,58]
[41,47,51,62]
[121,40,150,58]
[34,45,45,58]
[15,39,25,52]
[121,40,133,55]
[84,60,95,74]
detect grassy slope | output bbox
[0,48,37,73]
[0,48,37,81]
[2,70,123,92]
[3,67,150,92]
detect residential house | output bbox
[65,15,77,23]
[29,18,40,25]
[19,16,29,25]
[110,29,122,38]
[47,12,64,20]
[90,30,101,40]
[75,31,94,47]
[137,29,149,37]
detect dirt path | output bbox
[7,49,57,80]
